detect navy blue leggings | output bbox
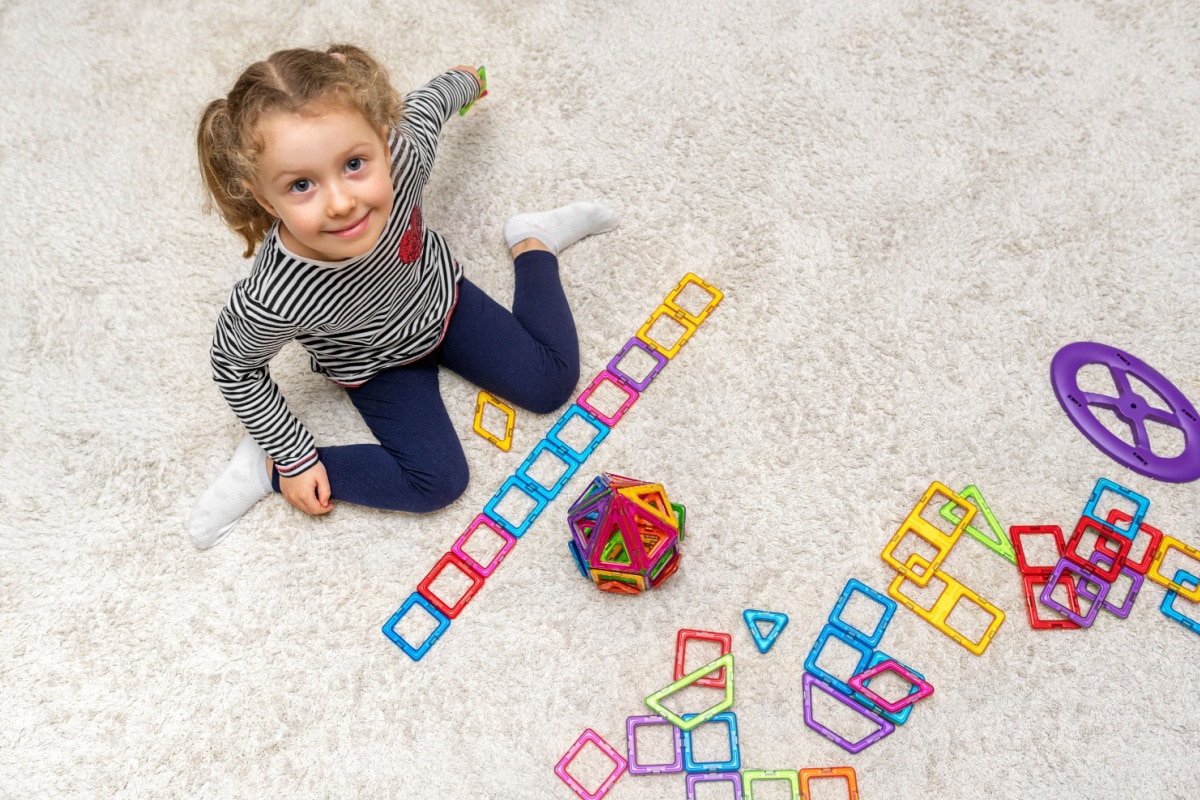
[271,250,578,512]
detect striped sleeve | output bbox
[396,70,481,175]
[210,287,319,476]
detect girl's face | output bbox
[248,103,393,263]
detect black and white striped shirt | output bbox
[210,70,479,476]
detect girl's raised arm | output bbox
[395,69,483,176]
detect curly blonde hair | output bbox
[197,44,403,257]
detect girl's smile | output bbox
[247,103,393,262]
[328,212,372,238]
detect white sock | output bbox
[188,435,273,550]
[503,202,618,254]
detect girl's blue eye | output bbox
[346,157,364,172]
[291,179,312,193]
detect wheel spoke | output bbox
[1130,418,1150,449]
[1109,367,1134,398]
[1083,392,1120,411]
[1144,406,1184,431]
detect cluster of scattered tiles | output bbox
[787,482,1010,755]
[890,477,1200,637]
[381,274,724,661]
[1009,477,1200,633]
[823,478,1200,750]
[812,477,1200,754]
[800,578,935,753]
[895,477,1200,636]
[880,482,1008,656]
[556,621,861,800]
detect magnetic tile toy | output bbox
[547,404,610,461]
[1040,557,1110,627]
[1160,569,1200,635]
[803,672,896,754]
[847,658,934,714]
[554,728,627,800]
[483,475,549,538]
[664,272,725,325]
[804,623,875,695]
[675,629,733,688]
[881,481,976,587]
[743,609,789,654]
[1010,525,1067,577]
[472,390,515,451]
[647,548,681,588]
[590,568,647,594]
[799,767,860,800]
[607,336,668,391]
[849,651,924,726]
[637,303,699,359]
[515,438,580,501]
[588,511,648,573]
[1021,573,1083,630]
[673,502,687,540]
[887,553,1005,656]
[1082,477,1149,539]
[382,592,450,661]
[416,551,485,619]
[681,711,740,773]
[1078,551,1144,619]
[1105,508,1164,575]
[1148,535,1200,602]
[1063,516,1132,583]
[828,578,896,647]
[567,540,589,578]
[576,370,639,426]
[938,485,1017,563]
[625,715,684,775]
[451,514,517,578]
[686,772,742,800]
[743,770,801,800]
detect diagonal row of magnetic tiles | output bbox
[382,273,724,661]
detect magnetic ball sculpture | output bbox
[567,473,685,594]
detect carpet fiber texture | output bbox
[2,1,1199,798]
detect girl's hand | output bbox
[279,462,334,516]
[454,65,483,90]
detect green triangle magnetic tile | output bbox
[938,484,1016,564]
[600,527,633,565]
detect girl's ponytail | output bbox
[197,98,273,258]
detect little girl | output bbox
[190,44,617,549]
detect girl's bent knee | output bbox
[398,462,469,514]
[425,467,469,512]
[522,365,579,415]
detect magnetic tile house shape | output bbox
[567,473,683,594]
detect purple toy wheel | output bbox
[1051,342,1200,483]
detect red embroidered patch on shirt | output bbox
[399,206,423,263]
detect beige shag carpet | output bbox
[3,1,1199,797]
